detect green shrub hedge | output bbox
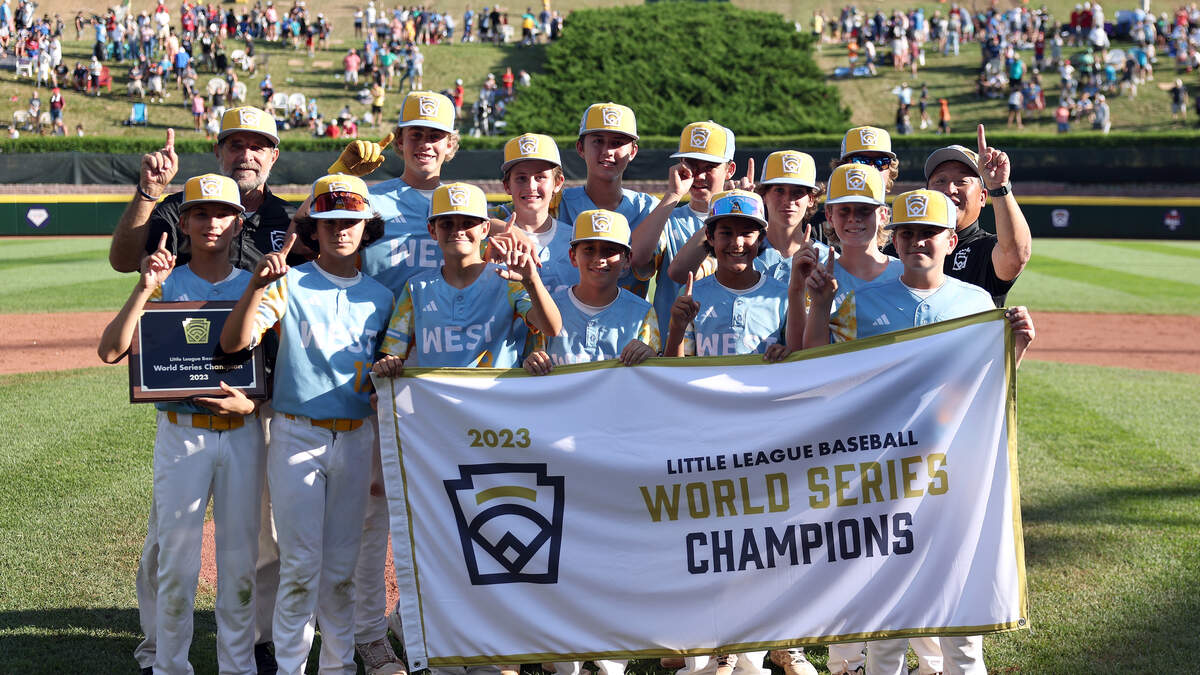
[503,3,850,137]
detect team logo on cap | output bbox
[445,463,565,585]
[238,108,259,126]
[905,194,929,219]
[781,153,802,175]
[859,128,878,147]
[199,176,222,197]
[518,135,539,155]
[590,211,612,233]
[327,180,353,194]
[845,168,868,192]
[600,106,622,128]
[728,199,744,214]
[689,126,711,149]
[418,95,439,117]
[447,185,470,207]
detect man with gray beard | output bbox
[109,106,302,274]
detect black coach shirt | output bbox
[883,221,1016,307]
[142,186,302,271]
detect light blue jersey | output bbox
[852,275,995,340]
[650,204,705,341]
[524,218,578,297]
[253,262,394,420]
[362,177,441,297]
[826,258,905,343]
[761,240,834,283]
[683,273,789,356]
[151,265,253,416]
[558,186,659,298]
[381,264,534,368]
[544,287,660,366]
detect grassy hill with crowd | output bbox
[3,0,1199,150]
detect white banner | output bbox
[374,310,1028,668]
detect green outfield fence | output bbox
[3,193,1198,240]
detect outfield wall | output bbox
[3,193,1197,240]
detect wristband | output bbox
[987,182,1011,198]
[136,184,159,202]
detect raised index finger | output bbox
[977,123,987,157]
[801,222,811,244]
[157,232,169,251]
[684,271,694,296]
[278,232,297,256]
[165,128,175,151]
[745,156,755,182]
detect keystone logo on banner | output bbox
[445,463,565,585]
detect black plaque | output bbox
[129,301,266,402]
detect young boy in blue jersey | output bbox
[557,102,660,297]
[372,181,562,376]
[522,209,659,374]
[665,190,790,360]
[220,174,395,675]
[500,132,576,296]
[795,163,904,350]
[628,121,737,341]
[99,174,264,675]
[755,150,830,282]
[805,188,1035,675]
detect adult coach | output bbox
[109,106,301,273]
[108,105,297,675]
[910,124,1032,306]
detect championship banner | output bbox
[374,310,1028,669]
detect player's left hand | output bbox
[485,214,541,267]
[252,232,295,288]
[328,131,395,177]
[619,339,655,366]
[192,381,256,416]
[763,343,792,363]
[976,124,1011,191]
[788,224,819,293]
[139,232,176,290]
[724,157,755,192]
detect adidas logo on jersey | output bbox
[423,300,439,312]
[871,314,891,327]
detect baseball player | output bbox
[797,164,902,349]
[834,125,900,193]
[220,174,395,675]
[498,132,576,295]
[523,210,657,675]
[805,188,1035,675]
[372,182,562,375]
[558,102,660,298]
[107,106,302,675]
[523,209,659,374]
[755,150,830,281]
[98,174,264,675]
[664,189,789,362]
[627,121,737,341]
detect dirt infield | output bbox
[4,310,1199,376]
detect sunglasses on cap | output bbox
[848,155,894,170]
[313,191,369,215]
[710,195,765,220]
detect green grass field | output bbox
[1,237,1199,672]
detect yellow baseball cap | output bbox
[570,209,631,251]
[670,121,735,163]
[182,174,244,212]
[706,189,767,228]
[826,164,886,206]
[839,125,896,160]
[501,133,562,173]
[310,174,372,219]
[429,182,488,221]
[886,189,957,230]
[218,106,279,145]
[397,91,455,133]
[578,102,638,140]
[759,150,817,188]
